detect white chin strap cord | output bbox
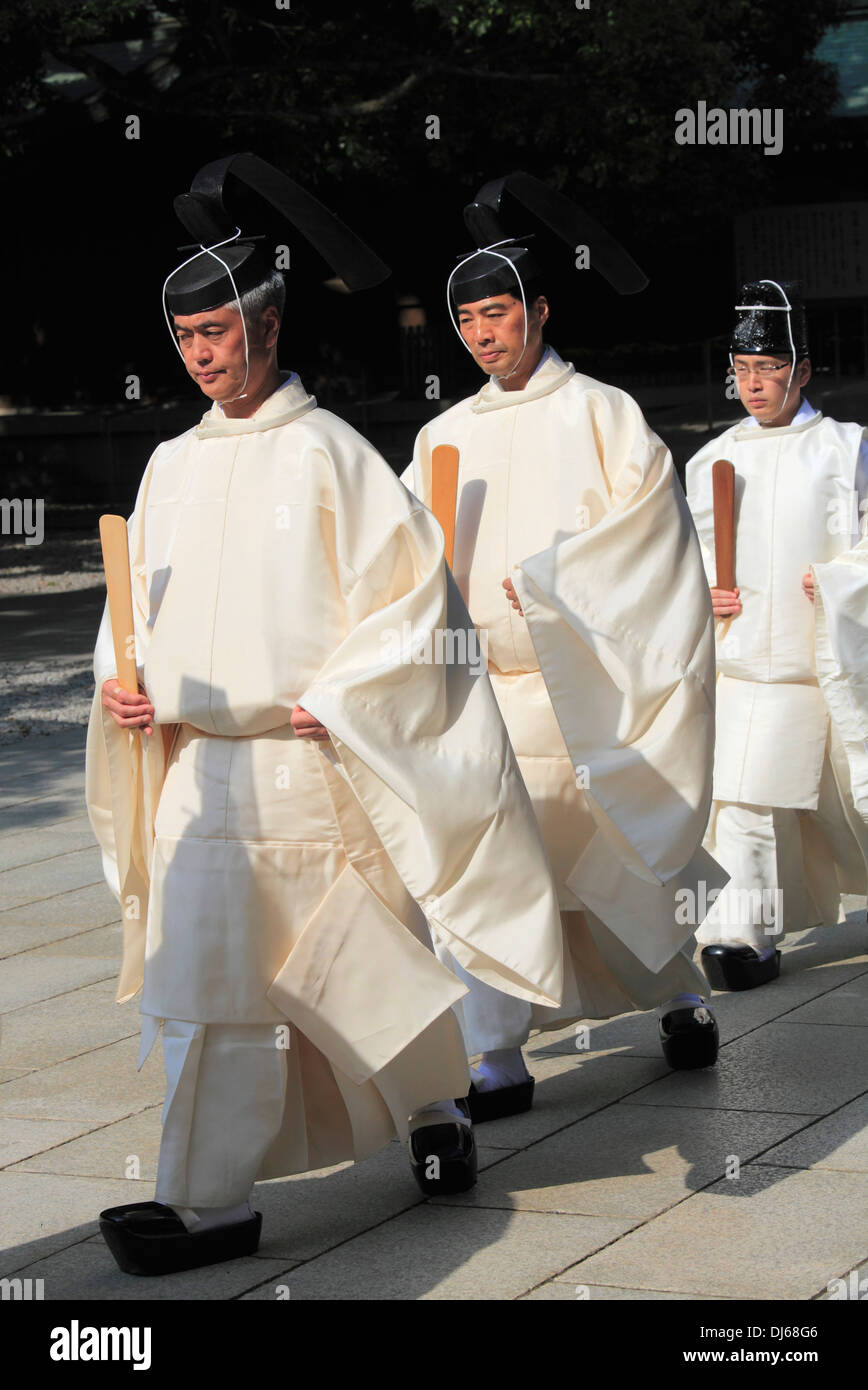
[446,239,530,381]
[731,278,797,422]
[161,228,250,404]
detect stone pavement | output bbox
[1,728,867,1302]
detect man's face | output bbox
[456,293,546,377]
[172,305,269,403]
[732,353,811,425]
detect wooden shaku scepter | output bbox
[431,444,459,570]
[712,459,735,592]
[98,514,170,757]
[712,460,736,632]
[98,515,138,693]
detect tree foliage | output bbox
[2,0,847,208]
[0,0,852,404]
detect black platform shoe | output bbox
[702,943,781,992]
[659,1004,719,1070]
[409,1102,477,1196]
[99,1201,262,1276]
[467,1075,535,1124]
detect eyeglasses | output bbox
[730,361,792,378]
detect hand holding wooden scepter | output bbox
[710,460,740,619]
[98,515,155,736]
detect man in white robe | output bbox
[402,178,724,1121]
[86,158,563,1274]
[686,279,868,991]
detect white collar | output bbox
[215,369,300,418]
[196,370,316,438]
[471,346,575,413]
[489,344,551,393]
[743,396,818,430]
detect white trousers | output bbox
[435,908,706,1058]
[698,728,868,953]
[154,1021,290,1208]
[150,1009,470,1208]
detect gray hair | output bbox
[222,270,286,327]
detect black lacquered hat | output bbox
[165,152,390,315]
[449,170,648,308]
[731,279,809,358]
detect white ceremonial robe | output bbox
[685,401,868,950]
[404,349,722,1053]
[86,373,563,1201]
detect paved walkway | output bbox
[1,727,867,1301]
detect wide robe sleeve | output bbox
[508,387,720,964]
[84,454,170,1003]
[812,471,868,818]
[300,458,563,1009]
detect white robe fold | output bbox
[813,538,868,818]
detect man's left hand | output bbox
[801,571,815,603]
[291,705,330,740]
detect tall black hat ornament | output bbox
[449,169,649,308]
[162,153,391,404]
[164,152,390,316]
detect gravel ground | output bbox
[2,529,106,744]
[0,530,105,596]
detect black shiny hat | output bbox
[449,170,648,306]
[165,152,390,315]
[732,280,809,358]
[450,244,544,304]
[165,242,273,317]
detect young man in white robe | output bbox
[685,279,868,991]
[86,156,564,1274]
[402,173,724,1122]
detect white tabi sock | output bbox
[409,1099,472,1131]
[470,1046,531,1093]
[170,1200,254,1234]
[656,992,712,1019]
